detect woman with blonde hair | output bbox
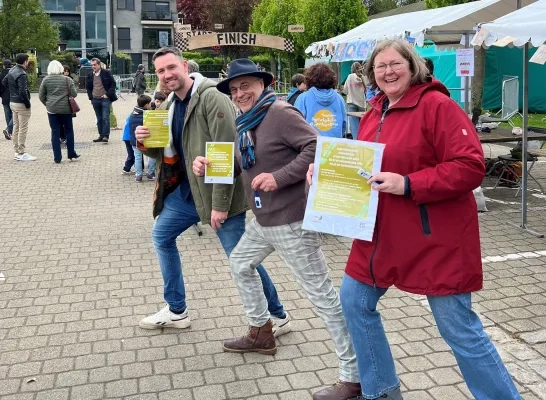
[308,39,520,400]
[39,60,80,163]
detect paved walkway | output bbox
[0,96,545,400]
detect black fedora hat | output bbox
[216,59,274,95]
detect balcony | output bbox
[141,11,172,21]
[42,0,81,12]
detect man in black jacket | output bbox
[133,64,146,95]
[0,59,13,140]
[86,58,117,143]
[1,53,35,161]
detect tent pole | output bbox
[508,41,544,238]
[464,33,470,115]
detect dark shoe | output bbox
[135,175,143,183]
[60,138,67,144]
[313,381,361,400]
[69,154,80,161]
[54,160,61,164]
[147,173,155,181]
[354,387,403,400]
[93,136,104,142]
[223,320,276,355]
[3,129,11,140]
[102,137,109,143]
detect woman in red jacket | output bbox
[308,40,520,400]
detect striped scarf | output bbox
[235,90,277,170]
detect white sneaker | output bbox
[13,153,20,160]
[139,305,191,330]
[17,153,36,161]
[272,313,292,337]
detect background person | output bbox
[295,63,346,138]
[343,62,367,139]
[0,59,13,140]
[86,58,117,143]
[286,73,306,106]
[308,39,520,400]
[133,64,146,95]
[39,60,80,164]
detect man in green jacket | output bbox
[134,48,290,334]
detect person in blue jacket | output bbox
[294,63,346,138]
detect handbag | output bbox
[66,77,80,114]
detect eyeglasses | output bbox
[373,61,405,73]
[229,79,260,96]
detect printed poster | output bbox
[456,48,474,77]
[143,110,170,148]
[204,142,234,184]
[303,137,384,241]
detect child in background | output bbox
[129,95,156,182]
[154,91,167,110]
[121,114,135,174]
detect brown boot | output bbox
[312,380,361,400]
[223,320,277,355]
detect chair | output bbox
[492,154,544,196]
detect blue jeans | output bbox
[340,274,521,400]
[347,103,364,140]
[91,98,111,137]
[133,146,156,177]
[152,186,285,316]
[3,104,13,134]
[123,140,135,171]
[47,113,77,162]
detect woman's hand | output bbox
[306,164,314,185]
[368,172,405,195]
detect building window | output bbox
[42,0,81,12]
[117,0,135,10]
[117,28,131,50]
[141,1,171,20]
[55,19,82,49]
[142,28,171,49]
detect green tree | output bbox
[297,0,368,52]
[0,0,59,57]
[425,0,483,123]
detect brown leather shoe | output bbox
[312,380,362,400]
[223,319,277,355]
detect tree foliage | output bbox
[176,0,211,30]
[0,0,59,57]
[424,0,474,9]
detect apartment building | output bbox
[43,0,176,71]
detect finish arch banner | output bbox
[174,32,295,53]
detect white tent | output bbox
[305,0,535,54]
[478,0,546,237]
[480,0,546,46]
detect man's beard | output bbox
[165,78,184,92]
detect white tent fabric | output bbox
[305,0,535,55]
[479,0,546,47]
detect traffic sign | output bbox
[175,23,192,33]
[214,23,224,30]
[288,25,304,33]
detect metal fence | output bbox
[113,74,160,93]
[501,75,521,125]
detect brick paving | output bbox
[0,95,545,399]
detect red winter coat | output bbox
[345,80,485,296]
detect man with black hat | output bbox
[0,59,13,140]
[133,48,290,336]
[192,59,361,400]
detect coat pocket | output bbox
[419,204,431,236]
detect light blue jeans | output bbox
[133,146,156,177]
[347,103,364,140]
[152,185,285,317]
[340,274,521,400]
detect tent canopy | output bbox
[479,0,546,47]
[306,0,535,54]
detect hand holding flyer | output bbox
[303,136,384,241]
[143,110,170,148]
[205,142,234,184]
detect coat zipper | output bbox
[369,108,388,288]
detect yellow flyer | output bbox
[205,142,234,184]
[143,110,170,148]
[303,137,384,241]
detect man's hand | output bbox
[306,163,314,185]
[135,126,150,144]
[251,173,278,192]
[368,172,405,195]
[211,210,228,231]
[192,156,210,177]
